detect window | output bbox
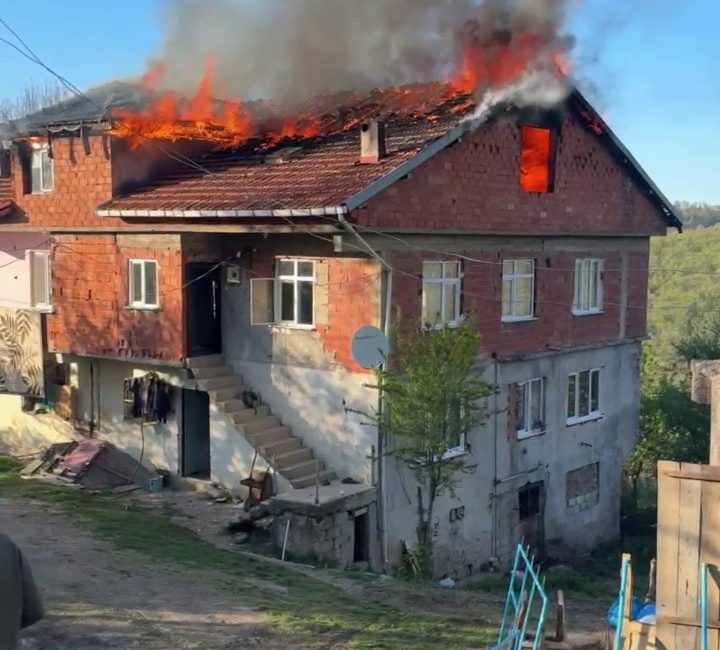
[502,259,535,321]
[443,397,467,457]
[276,259,314,327]
[422,261,462,327]
[30,147,53,194]
[128,260,159,309]
[573,259,603,315]
[515,378,545,439]
[520,126,556,193]
[518,483,542,520]
[567,369,601,424]
[29,250,51,308]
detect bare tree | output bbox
[0,80,69,122]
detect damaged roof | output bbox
[98,88,682,230]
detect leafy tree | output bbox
[367,319,493,575]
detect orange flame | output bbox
[112,32,570,151]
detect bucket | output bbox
[147,475,163,493]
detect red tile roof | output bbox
[98,113,465,217]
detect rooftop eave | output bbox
[95,205,349,219]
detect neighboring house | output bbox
[0,85,681,577]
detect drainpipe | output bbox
[492,354,499,558]
[338,208,392,572]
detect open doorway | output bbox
[181,389,210,479]
[517,481,545,559]
[353,509,369,563]
[185,263,222,357]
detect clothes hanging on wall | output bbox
[123,373,175,423]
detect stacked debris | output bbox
[227,501,275,545]
[21,439,157,492]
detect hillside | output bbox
[648,225,720,371]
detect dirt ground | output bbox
[1,497,298,650]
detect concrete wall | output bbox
[222,260,380,484]
[383,341,641,578]
[0,233,50,309]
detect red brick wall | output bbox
[9,135,128,229]
[391,246,649,357]
[356,111,668,236]
[47,234,185,361]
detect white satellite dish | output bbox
[351,326,389,369]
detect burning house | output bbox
[0,4,681,576]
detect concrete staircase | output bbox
[186,354,336,490]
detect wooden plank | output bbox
[657,460,682,650]
[701,464,720,650]
[660,468,720,483]
[659,616,720,630]
[675,463,702,650]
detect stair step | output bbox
[209,386,245,402]
[242,415,280,435]
[186,354,225,369]
[197,375,244,391]
[291,470,336,490]
[261,437,302,457]
[283,459,323,480]
[271,447,313,469]
[232,405,270,425]
[192,365,234,380]
[219,399,248,414]
[248,426,291,446]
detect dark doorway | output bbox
[517,481,545,559]
[353,510,369,563]
[186,263,222,357]
[181,389,211,479]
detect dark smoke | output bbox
[155,0,577,106]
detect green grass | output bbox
[0,457,493,649]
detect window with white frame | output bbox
[566,369,601,424]
[29,250,51,308]
[443,397,467,457]
[573,259,603,315]
[30,147,53,194]
[422,261,462,328]
[276,259,314,327]
[515,378,545,438]
[128,260,159,309]
[502,259,535,321]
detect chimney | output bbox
[360,120,386,164]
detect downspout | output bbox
[492,354,499,559]
[338,208,392,572]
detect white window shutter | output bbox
[250,278,276,325]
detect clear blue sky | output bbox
[1,0,718,203]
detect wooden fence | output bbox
[656,460,720,650]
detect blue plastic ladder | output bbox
[491,544,549,650]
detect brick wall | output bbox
[356,111,668,236]
[47,234,185,361]
[391,246,649,357]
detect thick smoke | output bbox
[155,0,577,106]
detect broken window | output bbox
[518,483,542,520]
[520,126,555,193]
[515,378,545,439]
[502,259,535,321]
[29,250,51,309]
[128,259,159,309]
[422,261,462,328]
[566,369,601,424]
[30,146,53,194]
[573,258,603,315]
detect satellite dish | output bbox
[351,326,389,369]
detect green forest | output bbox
[627,214,720,482]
